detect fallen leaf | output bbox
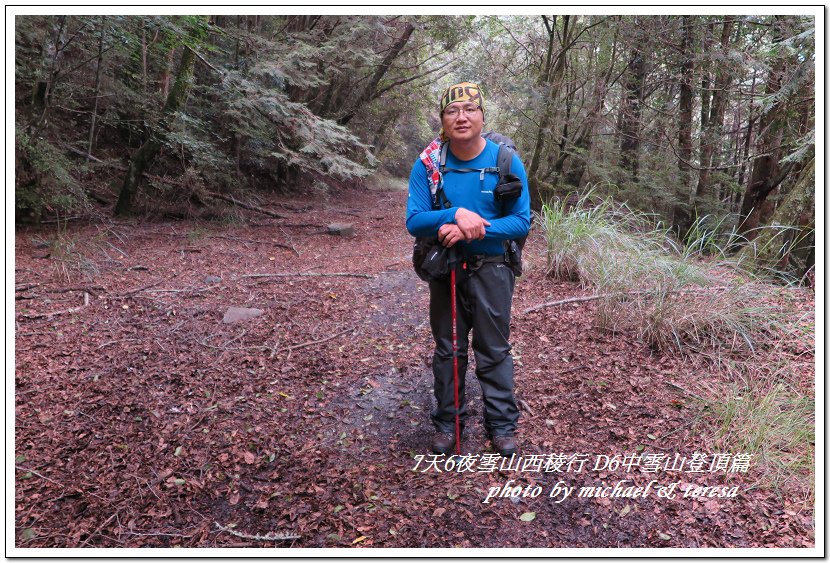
[619,505,632,517]
[519,512,536,522]
[352,535,367,544]
[658,532,671,540]
[243,451,255,464]
[433,507,446,517]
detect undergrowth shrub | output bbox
[16,127,89,222]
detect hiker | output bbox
[405,82,531,456]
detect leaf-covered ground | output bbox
[14,181,815,549]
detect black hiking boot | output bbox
[491,434,518,457]
[431,432,456,454]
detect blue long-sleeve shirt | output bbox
[406,139,531,257]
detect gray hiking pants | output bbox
[428,260,520,437]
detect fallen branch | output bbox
[79,512,119,548]
[204,192,287,219]
[214,521,300,542]
[284,326,357,354]
[208,234,297,254]
[15,465,64,487]
[273,223,324,229]
[521,286,733,314]
[15,283,40,293]
[147,284,220,295]
[116,279,166,297]
[665,381,708,403]
[242,272,375,280]
[17,307,83,320]
[41,285,105,295]
[517,399,535,416]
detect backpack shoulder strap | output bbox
[439,142,450,171]
[495,143,514,184]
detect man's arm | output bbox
[405,160,459,237]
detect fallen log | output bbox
[204,192,286,219]
[214,521,300,542]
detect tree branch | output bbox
[371,58,456,101]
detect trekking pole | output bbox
[449,246,461,456]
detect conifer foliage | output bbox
[14,15,445,218]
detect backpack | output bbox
[412,132,526,281]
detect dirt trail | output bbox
[14,181,814,549]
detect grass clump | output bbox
[43,231,100,283]
[710,381,814,500]
[537,189,783,353]
[538,189,814,503]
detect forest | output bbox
[14,14,817,550]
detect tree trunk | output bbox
[87,16,107,161]
[337,22,414,126]
[528,15,568,211]
[738,159,814,273]
[738,16,793,238]
[619,42,645,183]
[694,19,733,202]
[115,46,197,216]
[673,15,695,232]
[141,20,148,94]
[29,15,67,137]
[560,21,618,189]
[161,46,175,101]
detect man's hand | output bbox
[438,224,463,247]
[454,208,490,241]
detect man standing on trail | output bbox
[405,82,531,456]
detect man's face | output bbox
[441,101,483,143]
